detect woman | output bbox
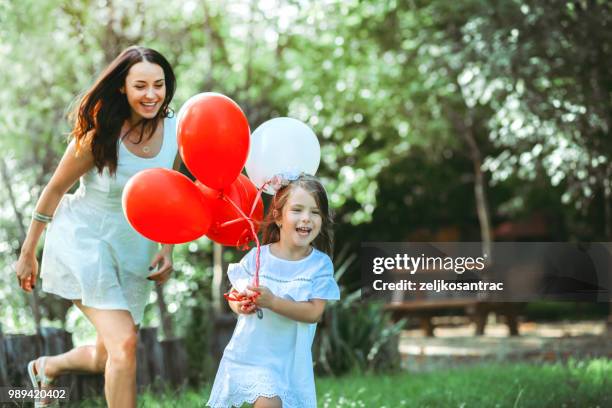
[15,46,179,408]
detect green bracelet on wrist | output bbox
[33,211,53,223]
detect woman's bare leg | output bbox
[33,316,108,406]
[71,301,138,408]
[41,331,108,378]
[33,301,137,407]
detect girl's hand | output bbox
[227,289,256,314]
[237,298,257,314]
[247,285,277,309]
[147,245,174,285]
[15,254,38,292]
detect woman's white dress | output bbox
[207,245,340,408]
[40,116,177,325]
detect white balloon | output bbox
[245,117,321,194]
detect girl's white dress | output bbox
[40,116,178,325]
[207,244,340,408]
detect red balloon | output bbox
[197,174,264,247]
[122,168,211,244]
[178,93,250,190]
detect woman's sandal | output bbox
[27,357,59,407]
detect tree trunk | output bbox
[0,158,43,333]
[243,0,257,93]
[202,2,230,68]
[155,285,174,339]
[463,127,493,262]
[447,110,493,262]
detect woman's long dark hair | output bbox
[261,175,334,256]
[70,46,176,174]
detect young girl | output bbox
[207,174,340,408]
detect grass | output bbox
[316,359,611,408]
[77,359,611,407]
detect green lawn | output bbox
[78,359,611,407]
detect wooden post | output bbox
[139,327,165,389]
[210,313,237,367]
[472,304,489,336]
[74,374,104,402]
[39,327,72,356]
[136,332,151,392]
[161,338,188,388]
[506,312,519,336]
[39,327,74,390]
[419,316,435,337]
[0,324,9,386]
[3,334,42,387]
[212,243,224,313]
[155,285,174,340]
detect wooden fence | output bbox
[0,325,188,402]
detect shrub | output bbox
[313,245,406,375]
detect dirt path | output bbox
[399,320,611,372]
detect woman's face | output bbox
[123,61,166,122]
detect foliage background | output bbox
[0,0,610,380]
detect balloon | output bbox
[122,168,211,244]
[245,117,320,194]
[177,93,250,190]
[197,174,264,247]
[176,94,198,126]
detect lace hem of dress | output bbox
[207,379,316,408]
[208,394,316,408]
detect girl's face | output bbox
[278,186,322,250]
[123,61,166,122]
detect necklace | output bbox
[122,122,159,155]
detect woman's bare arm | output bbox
[16,140,94,291]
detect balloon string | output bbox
[249,182,269,217]
[246,182,270,285]
[222,194,261,287]
[221,181,270,299]
[218,217,249,229]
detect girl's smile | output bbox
[296,226,312,236]
[278,187,322,251]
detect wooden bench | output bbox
[385,299,521,337]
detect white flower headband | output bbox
[267,171,305,194]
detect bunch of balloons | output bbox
[122,92,321,289]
